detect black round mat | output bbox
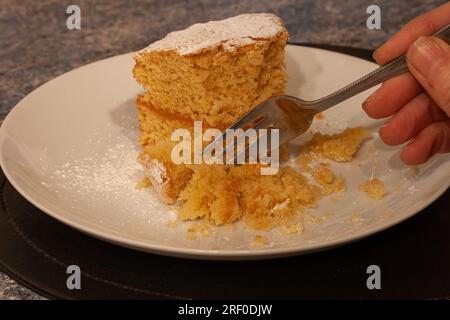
[1,45,449,300]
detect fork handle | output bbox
[312,23,450,112]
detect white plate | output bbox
[1,45,449,260]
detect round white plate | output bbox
[1,45,449,260]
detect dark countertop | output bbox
[0,0,446,300]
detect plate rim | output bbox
[1,44,449,260]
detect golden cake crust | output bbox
[135,13,288,57]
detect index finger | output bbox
[373,2,450,65]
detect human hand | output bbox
[362,2,450,165]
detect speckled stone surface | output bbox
[0,0,446,300]
[0,273,46,300]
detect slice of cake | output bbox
[134,13,289,206]
[133,13,288,128]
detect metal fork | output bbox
[204,24,450,164]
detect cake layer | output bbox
[133,13,288,128]
[136,95,194,147]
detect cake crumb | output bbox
[186,228,196,240]
[312,163,345,195]
[135,176,151,189]
[322,212,334,220]
[166,220,178,228]
[251,235,269,247]
[303,127,371,162]
[186,222,214,240]
[359,178,386,199]
[350,212,364,223]
[295,153,314,170]
[281,222,304,235]
[305,214,322,223]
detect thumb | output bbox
[406,36,450,117]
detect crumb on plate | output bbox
[281,222,304,235]
[251,235,269,247]
[135,176,151,189]
[305,214,322,223]
[350,212,364,223]
[186,221,214,240]
[359,178,386,199]
[302,127,372,162]
[322,212,334,220]
[166,220,178,228]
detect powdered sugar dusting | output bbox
[144,158,169,202]
[51,143,142,197]
[137,13,287,56]
[36,116,180,236]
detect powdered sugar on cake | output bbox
[138,13,286,56]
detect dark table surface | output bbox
[0,0,447,299]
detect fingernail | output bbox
[362,89,378,111]
[402,137,416,152]
[403,140,413,151]
[372,49,381,63]
[373,48,387,65]
[378,122,391,142]
[408,36,448,79]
